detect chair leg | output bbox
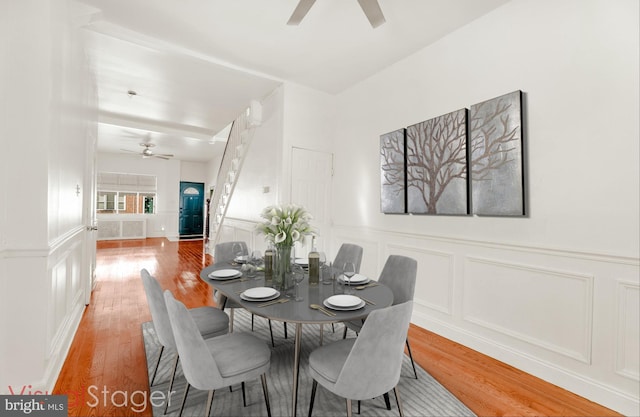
[241,381,246,407]
[164,353,180,414]
[268,320,275,347]
[178,383,190,417]
[331,323,335,333]
[346,398,353,417]
[150,345,164,386]
[393,386,405,417]
[261,374,272,417]
[406,338,418,379]
[357,400,361,414]
[229,308,235,333]
[205,390,215,417]
[383,392,391,410]
[251,314,255,331]
[342,326,348,339]
[308,379,317,417]
[284,322,288,339]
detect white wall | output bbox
[223,84,339,254]
[180,161,207,184]
[97,153,182,239]
[0,0,97,395]
[330,0,639,414]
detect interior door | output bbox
[83,129,98,305]
[179,182,205,237]
[290,147,333,255]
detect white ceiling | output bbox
[78,0,510,162]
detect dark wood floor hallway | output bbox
[53,238,619,416]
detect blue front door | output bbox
[179,182,204,237]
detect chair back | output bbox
[164,290,223,390]
[334,301,413,399]
[379,255,417,305]
[333,243,364,273]
[214,241,248,263]
[140,269,176,349]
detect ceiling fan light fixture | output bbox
[287,0,386,28]
[287,0,316,25]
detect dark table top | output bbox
[200,261,394,324]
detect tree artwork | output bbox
[380,128,406,213]
[406,109,468,215]
[470,91,525,215]
[378,90,526,217]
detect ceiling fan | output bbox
[120,143,174,160]
[287,0,386,28]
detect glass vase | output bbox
[274,244,294,294]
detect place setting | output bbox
[208,268,243,281]
[238,286,290,307]
[323,294,366,311]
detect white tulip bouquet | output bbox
[256,204,314,247]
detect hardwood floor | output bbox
[53,238,620,416]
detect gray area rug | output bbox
[142,309,476,416]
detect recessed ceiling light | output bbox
[127,90,137,97]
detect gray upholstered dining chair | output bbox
[333,243,364,273]
[343,255,419,379]
[324,243,364,334]
[213,241,278,346]
[140,269,229,414]
[308,301,414,417]
[164,290,272,417]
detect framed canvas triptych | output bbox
[380,90,525,216]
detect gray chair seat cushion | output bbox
[205,332,271,381]
[308,338,356,387]
[190,306,229,338]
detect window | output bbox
[96,173,157,214]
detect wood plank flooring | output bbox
[53,238,621,416]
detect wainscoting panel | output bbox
[45,229,86,390]
[463,256,594,363]
[97,218,146,240]
[388,243,454,315]
[616,281,640,380]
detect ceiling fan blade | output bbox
[357,0,386,28]
[119,149,139,154]
[152,155,171,160]
[287,0,316,25]
[156,153,174,158]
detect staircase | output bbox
[209,101,261,247]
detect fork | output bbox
[257,298,289,308]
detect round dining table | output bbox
[200,261,393,417]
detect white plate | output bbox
[208,269,242,280]
[325,294,362,308]
[234,255,248,263]
[338,274,369,285]
[294,258,308,266]
[242,287,278,299]
[241,290,280,302]
[324,298,366,311]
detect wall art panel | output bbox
[380,128,406,214]
[470,90,525,216]
[406,109,468,215]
